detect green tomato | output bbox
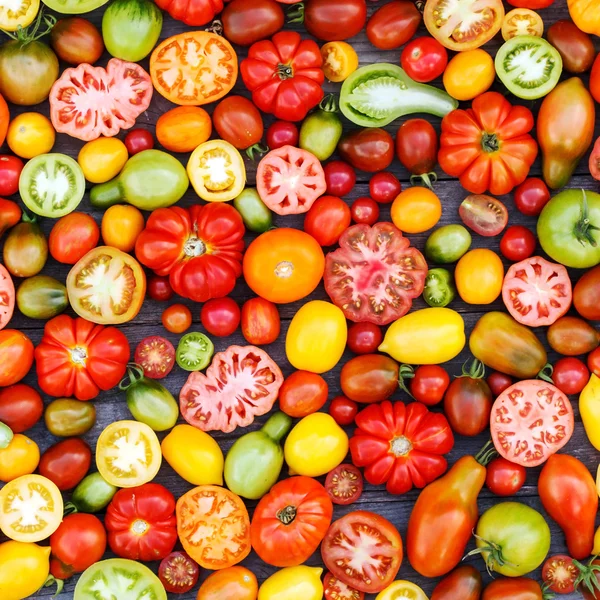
[0,422,13,449]
[224,411,292,500]
[537,188,600,268]
[44,398,96,437]
[299,96,343,161]
[16,275,68,319]
[423,268,456,308]
[233,187,273,233]
[176,332,214,371]
[474,501,551,577]
[42,0,109,14]
[70,472,117,513]
[425,224,472,264]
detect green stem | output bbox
[481,132,500,153]
[398,364,416,400]
[2,9,56,44]
[287,2,304,23]
[459,358,486,380]
[246,143,269,161]
[537,363,554,384]
[319,93,338,113]
[119,364,145,390]
[63,502,78,515]
[574,190,600,248]
[42,575,63,597]
[573,557,600,597]
[410,172,437,190]
[475,440,498,466]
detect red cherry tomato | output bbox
[201,297,241,337]
[304,195,351,246]
[0,155,24,196]
[347,322,383,355]
[148,275,174,302]
[369,171,401,204]
[499,225,537,262]
[124,129,154,155]
[266,121,299,149]
[324,160,356,197]
[514,177,550,216]
[552,357,590,395]
[401,36,448,83]
[158,551,199,594]
[409,365,450,406]
[351,197,380,225]
[588,347,600,378]
[324,464,363,505]
[329,395,358,426]
[542,555,579,595]
[485,456,526,496]
[279,370,328,417]
[487,371,513,397]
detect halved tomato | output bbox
[0,0,39,31]
[502,8,544,41]
[502,256,572,327]
[150,31,237,106]
[256,146,327,215]
[424,0,505,51]
[96,420,162,488]
[0,264,14,331]
[0,474,63,542]
[66,247,146,325]
[176,485,251,570]
[134,336,175,380]
[324,572,364,600]
[459,195,508,237]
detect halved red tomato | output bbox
[324,572,364,600]
[49,59,152,141]
[491,380,574,467]
[257,146,326,215]
[321,510,403,594]
[150,32,237,106]
[542,555,579,594]
[502,256,572,327]
[325,464,363,505]
[66,247,146,325]
[459,195,508,237]
[424,0,505,51]
[134,336,175,380]
[0,264,14,331]
[324,222,428,325]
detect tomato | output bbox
[329,396,358,426]
[78,137,128,184]
[347,322,383,355]
[591,136,600,182]
[162,304,192,334]
[338,128,394,173]
[39,438,91,491]
[3,215,48,278]
[153,0,222,25]
[134,336,175,380]
[378,581,428,600]
[551,357,589,396]
[124,128,154,155]
[395,119,438,188]
[155,106,211,153]
[487,372,513,397]
[568,0,600,36]
[502,8,544,41]
[366,1,421,50]
[455,249,503,305]
[443,49,495,101]
[514,177,550,217]
[304,195,350,247]
[243,228,324,303]
[0,0,38,30]
[391,187,441,234]
[508,0,553,6]
[45,398,96,438]
[201,297,240,337]
[592,54,600,104]
[259,566,323,600]
[213,96,264,150]
[0,198,20,241]
[407,365,449,406]
[542,555,579,595]
[0,329,33,387]
[589,348,600,379]
[6,112,54,159]
[369,171,401,204]
[320,41,358,82]
[500,225,536,262]
[266,121,298,149]
[482,577,547,600]
[241,297,280,345]
[176,332,213,373]
[0,541,51,600]
[0,94,6,151]
[485,457,526,496]
[101,205,144,253]
[279,371,328,418]
[401,36,447,83]
[0,155,22,196]
[431,565,483,600]
[0,264,13,332]
[321,511,402,593]
[546,20,593,75]
[547,316,599,356]
[50,17,103,65]
[574,265,600,320]
[351,197,379,225]
[301,0,366,41]
[197,566,257,600]
[0,384,42,434]
[325,464,363,506]
[341,355,399,404]
[323,162,355,198]
[0,434,39,482]
[491,380,574,467]
[148,276,173,302]
[158,551,199,594]
[48,213,99,265]
[578,558,600,600]
[50,514,106,579]
[324,572,364,600]
[222,0,283,46]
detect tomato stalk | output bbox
[397,364,416,400]
[287,3,305,24]
[481,132,501,154]
[537,363,555,384]
[1,8,56,45]
[575,190,600,248]
[42,574,64,596]
[574,558,600,597]
[204,19,223,36]
[474,440,498,467]
[459,358,486,380]
[465,532,518,576]
[410,170,437,190]
[246,143,269,161]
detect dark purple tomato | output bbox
[338,128,394,172]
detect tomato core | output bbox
[275,261,294,278]
[276,505,297,525]
[390,435,412,456]
[131,519,149,535]
[481,132,500,153]
[184,237,207,257]
[70,346,87,365]
[277,64,294,79]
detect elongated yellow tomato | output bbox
[443,49,495,101]
[391,187,441,233]
[0,541,51,600]
[581,374,600,451]
[568,0,600,35]
[376,580,428,600]
[286,300,347,373]
[455,248,503,304]
[78,137,128,184]
[379,307,465,364]
[161,424,224,485]
[284,413,348,477]
[258,566,323,600]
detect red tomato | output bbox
[329,395,358,426]
[552,357,589,395]
[542,555,579,595]
[158,551,199,594]
[485,457,526,496]
[507,0,554,7]
[514,177,550,216]
[0,198,20,241]
[222,0,284,46]
[303,0,367,41]
[279,370,328,417]
[347,322,383,355]
[502,256,572,327]
[482,577,547,600]
[49,213,100,265]
[592,54,600,104]
[134,336,175,380]
[486,371,513,397]
[50,18,104,65]
[547,19,595,74]
[251,476,333,567]
[212,95,264,150]
[325,463,363,505]
[589,347,600,378]
[459,194,508,237]
[338,128,395,173]
[321,510,403,593]
[154,0,223,25]
[366,0,421,50]
[396,118,438,187]
[324,572,364,600]
[39,438,92,491]
[147,276,174,302]
[341,354,399,403]
[241,297,280,345]
[590,136,600,181]
[0,329,34,387]
[0,155,24,196]
[409,365,450,406]
[491,380,574,467]
[162,304,192,334]
[401,36,448,83]
[201,297,241,337]
[369,171,401,204]
[304,195,351,246]
[0,264,13,331]
[0,384,43,433]
[124,129,154,155]
[500,225,536,262]
[266,121,298,149]
[351,197,379,225]
[324,161,356,197]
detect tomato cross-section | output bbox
[0,264,14,330]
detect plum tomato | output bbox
[338,128,394,173]
[49,213,100,265]
[351,197,379,225]
[158,551,199,594]
[266,121,299,150]
[201,297,241,337]
[542,555,579,594]
[487,371,513,397]
[148,276,174,302]
[162,304,192,334]
[50,18,104,66]
[514,177,550,216]
[500,225,536,261]
[325,464,363,505]
[347,322,383,355]
[552,357,589,395]
[279,370,328,418]
[410,365,450,406]
[241,297,280,345]
[124,129,154,155]
[369,171,401,204]
[304,195,351,247]
[302,0,367,42]
[134,336,175,380]
[329,396,359,426]
[485,457,526,496]
[401,36,448,83]
[39,438,92,491]
[324,161,356,197]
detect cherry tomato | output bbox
[124,129,154,155]
[148,276,174,302]
[369,171,401,204]
[134,336,175,380]
[487,371,513,397]
[162,304,192,334]
[279,370,328,418]
[485,457,526,496]
[201,297,241,337]
[324,572,365,600]
[347,322,383,355]
[304,195,351,246]
[325,464,363,505]
[0,155,24,196]
[266,121,299,150]
[514,177,550,216]
[39,438,92,491]
[324,160,356,197]
[158,551,199,594]
[500,225,537,262]
[409,365,450,406]
[588,347,600,378]
[351,197,379,225]
[552,357,589,395]
[401,36,448,83]
[329,396,358,426]
[542,555,579,595]
[0,384,43,433]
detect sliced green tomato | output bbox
[423,268,456,308]
[41,0,109,14]
[75,559,167,600]
[176,332,214,371]
[19,153,85,218]
[495,35,563,100]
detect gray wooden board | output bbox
[0,0,598,598]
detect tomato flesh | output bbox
[542,555,578,594]
[134,336,175,380]
[158,551,199,594]
[324,572,364,600]
[325,464,363,505]
[459,194,508,236]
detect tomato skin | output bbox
[456,249,504,305]
[341,354,398,403]
[0,329,34,387]
[156,106,211,154]
[547,316,599,356]
[124,129,154,155]
[0,155,23,196]
[241,297,280,345]
[329,396,358,426]
[366,1,421,50]
[592,53,600,104]
[401,36,448,83]
[514,177,550,216]
[304,0,367,41]
[50,18,104,65]
[589,348,600,378]
[222,0,284,46]
[154,0,223,25]
[338,128,394,172]
[304,195,351,246]
[431,565,483,600]
[485,457,526,496]
[347,322,383,355]
[324,160,356,196]
[49,213,99,265]
[482,577,546,600]
[552,357,589,395]
[410,365,450,406]
[158,551,199,594]
[547,19,595,73]
[444,371,493,437]
[147,276,173,302]
[0,384,43,433]
[508,0,553,6]
[486,371,513,397]
[396,119,438,182]
[279,370,328,417]
[266,121,299,149]
[500,225,536,261]
[197,566,257,600]
[574,265,600,320]
[351,196,379,225]
[213,95,264,150]
[369,171,401,203]
[0,434,39,481]
[443,49,495,101]
[0,198,20,241]
[201,297,240,337]
[39,438,92,491]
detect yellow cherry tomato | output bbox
[502,8,544,41]
[0,434,39,482]
[443,49,495,101]
[286,300,347,374]
[581,374,600,452]
[6,113,55,159]
[379,307,465,365]
[593,524,600,554]
[391,187,442,234]
[376,580,428,600]
[0,541,51,600]
[161,424,224,485]
[258,566,323,600]
[78,137,129,184]
[455,248,504,304]
[321,42,359,82]
[101,204,145,252]
[284,413,348,477]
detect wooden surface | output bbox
[1,0,599,598]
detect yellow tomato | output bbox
[321,42,359,82]
[455,248,504,305]
[285,300,347,374]
[101,204,145,252]
[0,434,39,482]
[376,580,428,600]
[284,413,348,477]
[0,541,51,600]
[391,187,442,234]
[502,8,544,41]
[156,106,212,153]
[78,137,128,184]
[0,0,39,32]
[379,307,465,365]
[258,566,323,600]
[581,374,600,452]
[161,424,224,485]
[593,525,600,554]
[568,0,600,36]
[6,113,55,159]
[443,49,495,101]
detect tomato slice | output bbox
[325,464,364,506]
[324,572,365,600]
[42,0,109,13]
[542,554,579,594]
[491,380,574,467]
[0,265,14,331]
[176,485,251,570]
[158,551,199,594]
[502,8,544,40]
[257,146,327,215]
[66,246,146,325]
[376,580,428,600]
[0,474,63,542]
[176,332,214,371]
[0,0,39,30]
[96,420,162,488]
[321,42,359,83]
[134,336,175,379]
[502,256,572,327]
[459,194,508,236]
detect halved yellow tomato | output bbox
[96,420,161,488]
[502,8,543,41]
[0,474,63,542]
[187,140,246,202]
[321,42,359,83]
[66,246,146,325]
[375,580,428,600]
[0,0,39,31]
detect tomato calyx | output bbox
[69,346,88,367]
[459,358,486,380]
[410,171,437,190]
[390,435,413,457]
[397,364,416,400]
[42,574,64,596]
[537,363,556,384]
[276,505,298,525]
[474,440,499,467]
[287,3,305,24]
[574,191,600,248]
[118,364,145,390]
[3,9,56,45]
[573,557,600,597]
[481,131,501,153]
[277,63,295,80]
[204,19,223,36]
[465,532,518,576]
[245,143,269,161]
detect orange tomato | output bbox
[197,566,258,600]
[162,304,192,334]
[0,434,39,482]
[0,330,34,387]
[243,228,325,304]
[101,205,145,252]
[0,92,8,148]
[156,106,212,153]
